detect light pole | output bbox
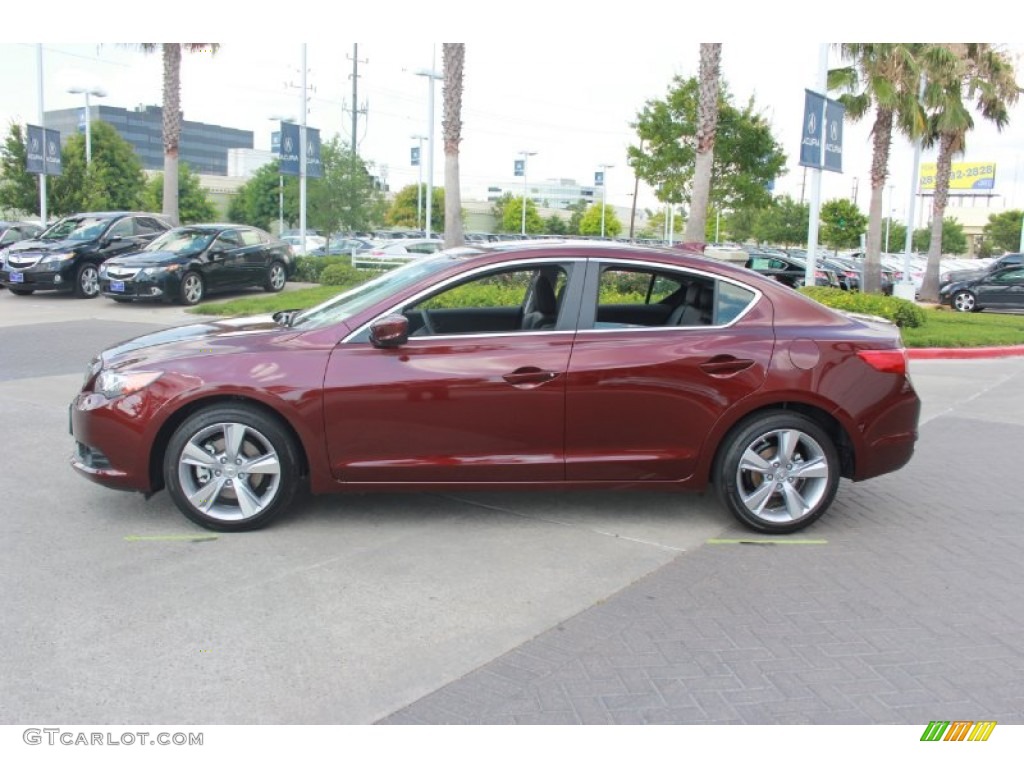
[411,134,427,232]
[518,150,536,235]
[68,85,106,166]
[415,66,442,239]
[269,115,295,236]
[597,163,614,238]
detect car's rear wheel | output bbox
[8,287,34,296]
[178,271,204,305]
[75,263,100,298]
[952,290,978,313]
[714,411,840,533]
[163,405,300,531]
[264,261,287,292]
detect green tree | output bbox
[918,44,1020,301]
[544,214,568,235]
[50,121,146,215]
[490,191,514,229]
[754,195,809,247]
[229,161,298,231]
[308,139,387,238]
[885,218,908,252]
[387,184,445,232]
[142,163,216,224]
[579,203,622,237]
[683,43,722,244]
[0,123,38,215]
[501,196,543,234]
[133,44,220,225]
[718,207,759,243]
[442,43,465,248]
[982,210,1023,252]
[829,43,928,292]
[565,198,589,235]
[819,198,868,251]
[630,77,786,223]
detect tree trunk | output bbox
[863,106,894,294]
[442,43,465,248]
[920,132,955,303]
[683,43,721,244]
[162,43,182,225]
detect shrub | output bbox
[292,255,350,283]
[799,287,928,328]
[320,263,376,289]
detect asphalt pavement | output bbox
[1,286,1021,726]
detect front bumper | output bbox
[0,263,75,291]
[99,271,179,302]
[69,390,157,492]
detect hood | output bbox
[6,237,83,254]
[106,250,186,267]
[100,315,292,369]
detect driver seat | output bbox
[521,274,558,330]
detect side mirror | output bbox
[369,314,409,348]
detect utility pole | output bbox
[346,45,368,151]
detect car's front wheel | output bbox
[714,411,840,533]
[178,271,204,305]
[163,405,301,531]
[952,290,978,313]
[264,261,287,292]
[75,263,100,298]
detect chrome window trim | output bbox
[342,257,587,343]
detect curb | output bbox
[908,346,1024,360]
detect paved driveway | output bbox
[1,287,1021,726]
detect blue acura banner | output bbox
[824,98,845,173]
[800,90,844,173]
[277,122,321,178]
[26,125,62,176]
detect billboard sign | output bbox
[919,162,996,191]
[410,146,420,167]
[823,98,844,173]
[800,90,844,172]
[594,170,604,187]
[514,159,524,177]
[277,122,321,178]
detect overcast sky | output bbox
[2,5,1021,230]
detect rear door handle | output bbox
[503,367,559,386]
[699,356,755,376]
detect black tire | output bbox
[163,404,301,532]
[8,287,34,296]
[178,271,205,305]
[952,290,978,313]
[263,260,287,292]
[714,411,840,534]
[74,263,100,298]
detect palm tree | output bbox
[133,44,220,225]
[683,43,721,244]
[829,44,926,293]
[918,45,1020,303]
[442,43,465,248]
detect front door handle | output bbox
[503,367,559,386]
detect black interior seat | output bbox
[521,274,558,330]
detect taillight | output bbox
[857,348,908,375]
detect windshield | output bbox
[40,217,109,242]
[145,229,216,256]
[291,254,460,330]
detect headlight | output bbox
[141,264,180,275]
[40,251,76,264]
[94,370,162,399]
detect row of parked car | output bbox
[0,212,296,305]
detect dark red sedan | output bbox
[70,242,920,533]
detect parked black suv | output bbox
[0,212,171,298]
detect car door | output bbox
[564,259,774,482]
[236,228,270,286]
[321,259,584,483]
[976,267,1024,309]
[205,229,247,289]
[100,216,145,260]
